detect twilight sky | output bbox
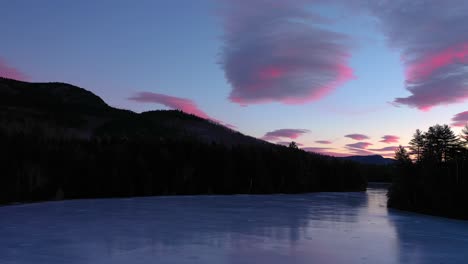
[1,0,467,157]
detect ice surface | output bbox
[1,185,468,264]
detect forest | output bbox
[388,124,468,219]
[0,77,367,204]
[0,134,367,204]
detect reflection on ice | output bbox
[0,185,467,263]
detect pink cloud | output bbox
[128,92,234,128]
[261,128,310,141]
[345,134,369,140]
[451,111,468,127]
[218,0,354,105]
[346,142,373,149]
[315,140,332,144]
[129,92,210,119]
[362,1,468,110]
[406,43,468,83]
[0,58,27,81]
[380,135,399,144]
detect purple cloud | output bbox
[128,92,233,128]
[346,142,373,149]
[261,129,310,141]
[380,135,399,144]
[363,1,468,110]
[451,111,468,127]
[345,134,369,141]
[218,0,354,105]
[369,146,399,152]
[0,58,27,81]
[347,148,375,156]
[315,140,332,144]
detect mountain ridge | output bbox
[338,155,395,165]
[0,77,264,145]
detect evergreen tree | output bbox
[288,141,299,149]
[409,129,425,163]
[422,124,461,163]
[462,124,468,145]
[394,145,412,165]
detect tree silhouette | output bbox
[288,141,299,149]
[409,129,424,162]
[462,124,468,145]
[423,124,461,162]
[394,145,412,165]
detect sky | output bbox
[1,0,467,158]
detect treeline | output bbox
[388,124,468,219]
[0,132,367,204]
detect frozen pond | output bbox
[1,185,468,264]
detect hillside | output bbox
[0,77,367,204]
[0,77,263,145]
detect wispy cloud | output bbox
[345,134,369,141]
[451,111,468,127]
[0,58,27,81]
[363,1,468,110]
[261,128,310,141]
[218,0,354,105]
[128,92,233,128]
[315,140,332,144]
[380,135,399,144]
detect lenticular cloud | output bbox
[364,0,468,110]
[219,0,354,105]
[380,135,399,144]
[262,129,310,141]
[346,142,372,150]
[345,134,369,141]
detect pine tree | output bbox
[395,145,412,165]
[409,129,425,163]
[288,141,299,149]
[462,124,468,145]
[422,124,461,162]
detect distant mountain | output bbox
[339,155,395,165]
